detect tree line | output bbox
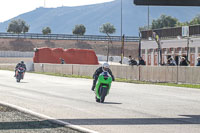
[140,14,200,30]
[6,19,116,37]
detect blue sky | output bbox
[0,0,114,22]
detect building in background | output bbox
[140,25,200,66]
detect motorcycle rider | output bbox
[14,61,26,78]
[91,62,115,91]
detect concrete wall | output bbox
[33,63,200,84]
[0,62,34,72]
[0,58,34,71]
[34,63,100,77]
[140,66,178,83]
[2,63,200,84]
[0,64,16,70]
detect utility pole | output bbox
[139,32,141,58]
[148,6,149,29]
[186,37,189,61]
[153,32,162,66]
[122,34,125,61]
[120,0,123,64]
[62,0,64,7]
[121,0,122,37]
[44,0,46,7]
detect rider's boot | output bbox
[91,85,95,91]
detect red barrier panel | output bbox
[33,47,99,65]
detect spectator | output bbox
[166,57,176,66]
[196,57,200,66]
[138,57,145,65]
[128,55,137,66]
[166,59,171,66]
[171,57,176,65]
[59,58,65,64]
[180,57,188,66]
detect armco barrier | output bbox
[0,51,34,57]
[0,57,33,63]
[33,63,200,84]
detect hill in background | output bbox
[0,0,200,36]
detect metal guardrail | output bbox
[0,51,34,57]
[0,32,139,42]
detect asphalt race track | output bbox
[0,70,200,133]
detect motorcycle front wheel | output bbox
[16,74,21,82]
[100,87,107,103]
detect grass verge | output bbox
[116,78,200,89]
[32,72,93,79]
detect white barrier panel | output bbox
[165,66,175,83]
[126,66,139,80]
[0,64,15,70]
[34,63,44,72]
[191,67,200,84]
[178,67,186,83]
[33,63,200,84]
[0,62,33,72]
[79,65,99,77]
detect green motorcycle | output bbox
[95,72,112,103]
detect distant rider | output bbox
[14,61,26,77]
[91,62,115,91]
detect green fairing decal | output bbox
[96,74,112,99]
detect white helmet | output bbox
[102,62,109,72]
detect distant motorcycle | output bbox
[16,67,25,82]
[95,72,112,103]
